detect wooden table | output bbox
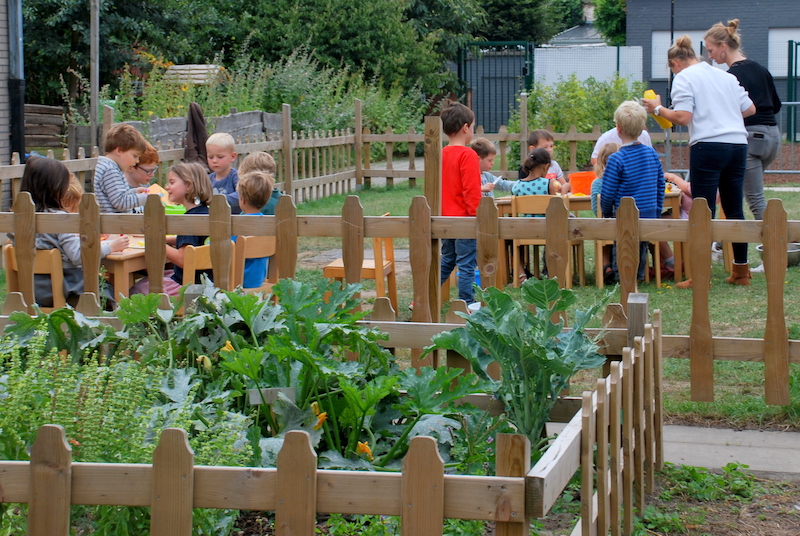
[493,192,682,287]
[102,247,147,298]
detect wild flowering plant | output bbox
[425,277,609,450]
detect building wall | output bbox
[627,0,800,100]
[0,0,11,165]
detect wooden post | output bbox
[151,428,194,536]
[401,436,444,536]
[477,197,499,290]
[408,126,417,189]
[342,196,365,311]
[13,192,36,312]
[100,105,114,154]
[653,310,664,470]
[596,377,611,535]
[79,193,102,297]
[762,200,790,405]
[276,431,318,536]
[580,391,597,536]
[687,199,714,402]
[621,349,634,536]
[616,198,640,314]
[643,325,656,495]
[410,196,434,368]
[275,194,298,279]
[626,293,648,352]
[633,337,645,515]
[282,104,294,199]
[495,434,530,536]
[209,195,233,291]
[423,116,442,323]
[519,92,528,166]
[545,196,570,289]
[144,195,167,295]
[29,425,72,536]
[354,100,363,187]
[609,362,622,534]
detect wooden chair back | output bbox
[232,235,278,293]
[182,241,235,291]
[4,244,66,311]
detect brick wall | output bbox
[0,1,11,165]
[627,0,800,100]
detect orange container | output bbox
[569,171,597,195]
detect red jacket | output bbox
[441,145,481,217]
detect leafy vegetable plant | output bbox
[424,278,608,449]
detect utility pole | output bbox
[90,0,99,148]
[8,0,25,162]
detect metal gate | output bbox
[457,42,534,132]
[788,40,800,142]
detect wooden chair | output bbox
[323,214,398,312]
[4,244,66,312]
[232,235,278,293]
[510,196,584,288]
[182,242,235,291]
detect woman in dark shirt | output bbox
[705,19,781,227]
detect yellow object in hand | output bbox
[644,90,673,129]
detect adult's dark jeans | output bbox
[689,142,748,264]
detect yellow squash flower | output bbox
[357,441,373,461]
[314,412,327,430]
[223,340,235,352]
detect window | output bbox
[651,30,710,79]
[768,28,800,77]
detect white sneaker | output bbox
[751,264,765,273]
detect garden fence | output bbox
[0,289,661,536]
[0,114,797,402]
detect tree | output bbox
[594,0,626,46]
[478,0,551,43]
[549,0,584,34]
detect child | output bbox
[591,143,621,284]
[239,151,283,215]
[13,156,128,307]
[62,174,85,214]
[512,149,560,196]
[235,170,275,287]
[206,132,240,213]
[130,163,213,296]
[125,142,160,188]
[518,129,570,193]
[94,123,149,213]
[600,101,665,282]
[470,137,515,196]
[439,102,481,304]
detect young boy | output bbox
[600,101,665,281]
[235,170,275,287]
[206,132,240,213]
[517,129,570,193]
[440,102,481,304]
[239,151,283,215]
[94,124,149,213]
[470,137,515,196]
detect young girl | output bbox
[511,148,560,196]
[131,162,213,296]
[591,143,620,284]
[61,174,85,214]
[12,156,128,307]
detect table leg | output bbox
[672,195,683,282]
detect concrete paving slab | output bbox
[664,425,800,475]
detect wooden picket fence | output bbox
[0,287,662,536]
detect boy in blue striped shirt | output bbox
[600,101,665,281]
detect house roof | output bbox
[546,23,605,46]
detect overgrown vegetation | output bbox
[509,74,645,170]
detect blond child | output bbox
[62,175,85,214]
[518,129,570,193]
[94,123,148,213]
[239,151,282,215]
[235,171,275,287]
[206,132,240,212]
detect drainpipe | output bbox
[8,0,25,163]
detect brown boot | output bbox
[675,278,692,289]
[725,262,752,286]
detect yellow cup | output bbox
[644,90,673,129]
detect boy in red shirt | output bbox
[439,102,481,304]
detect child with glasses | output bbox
[125,142,160,214]
[93,123,149,213]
